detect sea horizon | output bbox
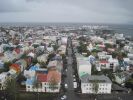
[0,22,133,36]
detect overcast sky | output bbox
[0,0,133,24]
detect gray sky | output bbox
[0,0,133,24]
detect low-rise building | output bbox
[77,59,92,77]
[80,74,112,94]
[114,72,131,85]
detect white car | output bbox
[61,95,67,100]
[65,84,68,88]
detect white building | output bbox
[77,60,92,77]
[80,74,112,94]
[61,37,68,45]
[108,58,119,72]
[114,72,131,85]
[26,70,61,93]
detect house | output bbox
[99,60,110,69]
[88,55,95,64]
[80,74,112,94]
[2,51,16,62]
[25,64,61,93]
[118,59,130,71]
[26,69,61,93]
[108,58,119,72]
[47,60,63,72]
[61,37,68,45]
[127,53,133,65]
[114,72,131,85]
[114,33,125,41]
[26,77,36,92]
[8,63,21,77]
[0,72,8,90]
[46,69,61,92]
[58,45,66,55]
[97,52,118,70]
[97,51,108,60]
[124,45,132,52]
[46,46,54,53]
[87,43,93,52]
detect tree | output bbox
[108,73,115,81]
[4,61,12,72]
[77,41,87,53]
[5,78,19,100]
[105,43,113,49]
[121,52,127,58]
[52,44,59,51]
[92,80,99,94]
[125,78,133,90]
[112,51,118,58]
[91,65,99,75]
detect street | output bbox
[60,38,133,100]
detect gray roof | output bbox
[80,74,112,83]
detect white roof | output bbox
[78,60,91,75]
[28,52,35,58]
[108,58,118,63]
[48,60,58,67]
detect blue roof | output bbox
[26,77,36,85]
[29,65,39,71]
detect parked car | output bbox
[61,95,67,100]
[65,84,68,88]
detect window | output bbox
[27,86,30,88]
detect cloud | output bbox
[0,0,29,12]
[0,0,132,24]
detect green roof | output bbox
[79,72,88,77]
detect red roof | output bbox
[47,70,61,83]
[37,73,47,82]
[100,60,108,64]
[10,63,20,72]
[14,48,21,54]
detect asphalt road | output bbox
[63,40,93,100]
